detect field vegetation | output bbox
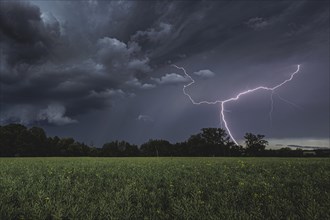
[0,157,329,219]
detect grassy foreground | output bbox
[0,157,329,219]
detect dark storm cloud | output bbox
[0,0,328,142]
[0,1,60,66]
[0,1,155,124]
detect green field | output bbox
[0,158,329,219]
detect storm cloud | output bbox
[0,1,155,123]
[0,0,328,146]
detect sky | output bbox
[0,0,329,148]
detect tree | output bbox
[230,145,244,156]
[102,141,120,156]
[123,144,139,156]
[0,124,31,156]
[102,141,137,156]
[58,138,75,156]
[28,127,48,155]
[186,134,205,156]
[187,128,235,156]
[29,127,47,143]
[244,133,268,156]
[140,139,169,156]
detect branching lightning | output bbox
[172,64,301,145]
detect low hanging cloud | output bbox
[0,105,39,125]
[287,145,329,150]
[37,104,77,125]
[193,69,215,78]
[125,78,156,89]
[0,104,76,126]
[137,114,154,122]
[152,73,189,85]
[245,17,269,30]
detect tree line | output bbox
[0,123,329,157]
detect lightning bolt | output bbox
[172,64,301,145]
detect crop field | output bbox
[0,157,329,219]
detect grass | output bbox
[0,157,329,219]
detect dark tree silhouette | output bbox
[0,124,30,156]
[102,141,138,157]
[140,139,173,156]
[230,145,245,156]
[1,123,328,157]
[244,133,268,156]
[187,128,235,156]
[123,144,140,157]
